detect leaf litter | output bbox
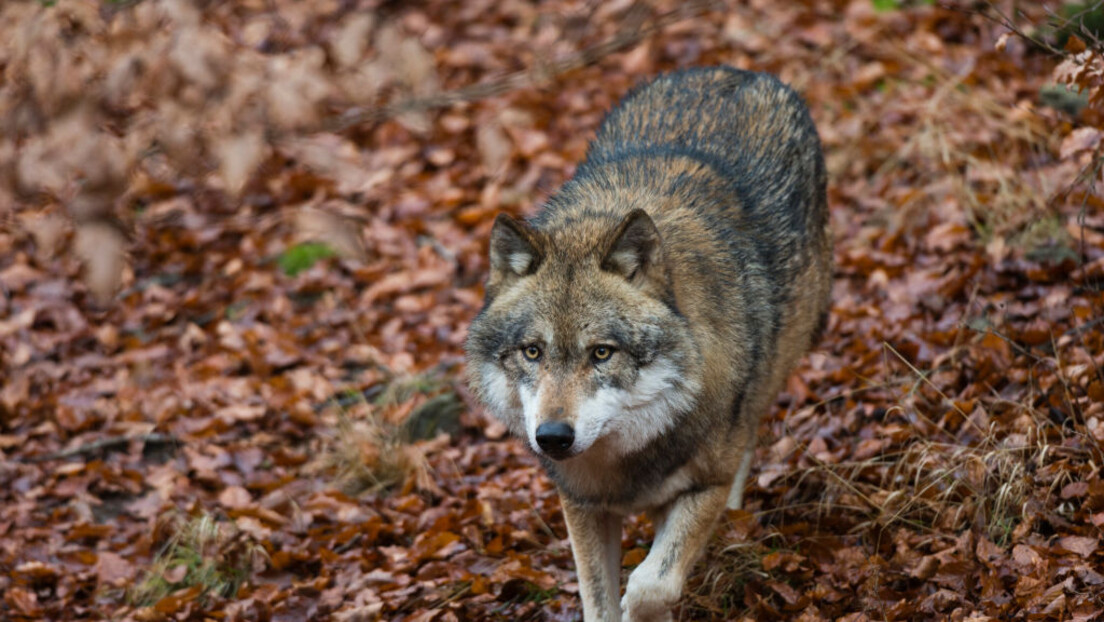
[1,0,1104,620]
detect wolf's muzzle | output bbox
[535,421,575,459]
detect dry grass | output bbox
[833,43,1068,253]
[312,372,450,497]
[843,437,1035,543]
[684,535,772,619]
[322,409,434,496]
[785,338,1074,545]
[127,512,266,608]
[902,83,1053,244]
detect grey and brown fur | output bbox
[466,66,832,621]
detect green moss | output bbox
[278,242,337,276]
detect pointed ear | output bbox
[601,209,664,283]
[488,213,542,283]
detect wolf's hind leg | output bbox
[725,419,757,510]
[726,447,755,510]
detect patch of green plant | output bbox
[373,369,464,440]
[278,242,336,276]
[522,584,559,604]
[871,0,934,11]
[1020,216,1079,264]
[127,512,264,607]
[990,514,1019,547]
[1040,83,1089,117]
[374,372,448,407]
[224,301,249,321]
[401,392,464,441]
[490,581,560,616]
[1049,2,1104,48]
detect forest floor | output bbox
[2,0,1104,620]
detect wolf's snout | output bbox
[535,422,575,457]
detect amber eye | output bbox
[592,345,614,362]
[523,345,542,361]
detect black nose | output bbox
[535,422,575,456]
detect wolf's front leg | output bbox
[621,485,729,622]
[562,499,623,622]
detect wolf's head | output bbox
[466,208,701,461]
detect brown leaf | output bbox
[218,485,253,509]
[215,131,267,196]
[163,563,188,584]
[621,548,647,567]
[215,404,265,422]
[1060,127,1102,160]
[169,26,228,91]
[766,579,801,605]
[379,27,437,97]
[1012,544,1044,572]
[1056,536,1098,558]
[1088,381,1104,404]
[266,48,331,130]
[330,13,375,69]
[1062,481,1090,499]
[293,206,366,261]
[910,555,940,580]
[1044,592,1067,618]
[4,587,41,616]
[95,551,134,585]
[1065,34,1087,54]
[73,221,127,305]
[19,211,68,259]
[476,120,512,174]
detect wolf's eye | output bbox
[523,345,542,361]
[591,345,614,362]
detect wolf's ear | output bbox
[601,209,664,284]
[489,213,542,282]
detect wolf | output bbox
[465,66,832,621]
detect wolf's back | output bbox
[580,67,826,240]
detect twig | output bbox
[27,432,179,462]
[953,1,1067,57]
[326,0,721,133]
[882,342,986,439]
[1065,314,1104,338]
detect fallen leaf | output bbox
[1057,536,1098,558]
[73,221,126,304]
[95,551,134,585]
[1060,127,1102,159]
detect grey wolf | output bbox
[466,66,831,621]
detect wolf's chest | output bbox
[552,453,700,515]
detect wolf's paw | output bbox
[620,566,678,622]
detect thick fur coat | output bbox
[466,67,832,621]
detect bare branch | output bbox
[27,433,179,462]
[326,0,721,133]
